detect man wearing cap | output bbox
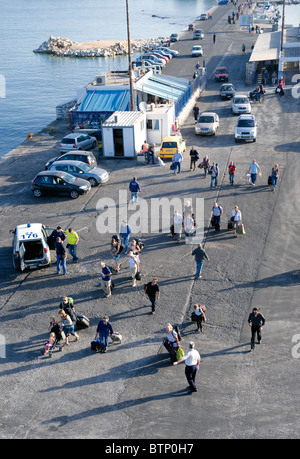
[173,342,201,392]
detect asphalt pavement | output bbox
[0,3,299,441]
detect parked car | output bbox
[138,54,165,67]
[170,33,179,42]
[199,13,208,20]
[49,160,109,187]
[132,60,161,73]
[145,51,169,62]
[10,223,56,272]
[195,112,219,136]
[59,133,97,154]
[191,45,203,57]
[215,67,229,82]
[45,150,97,171]
[31,171,91,199]
[235,114,257,142]
[151,50,170,61]
[155,47,179,57]
[159,135,186,160]
[153,49,173,59]
[231,95,251,115]
[193,29,204,39]
[220,83,235,100]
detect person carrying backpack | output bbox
[59,296,77,325]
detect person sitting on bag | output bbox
[231,206,242,236]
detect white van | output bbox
[11,223,56,271]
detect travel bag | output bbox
[76,314,90,329]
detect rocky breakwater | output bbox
[33,36,169,58]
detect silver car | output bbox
[49,160,109,187]
[59,133,97,153]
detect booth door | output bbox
[113,129,124,157]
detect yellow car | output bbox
[159,136,186,160]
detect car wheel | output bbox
[33,188,42,198]
[88,178,98,187]
[70,190,79,199]
[253,138,256,142]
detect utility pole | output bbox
[126,0,134,111]
[280,0,285,55]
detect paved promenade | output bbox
[0,4,299,440]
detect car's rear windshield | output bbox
[162,142,177,148]
[238,120,255,127]
[198,116,214,123]
[61,138,75,144]
[234,97,248,104]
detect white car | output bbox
[193,29,204,39]
[59,133,97,153]
[199,13,208,20]
[231,95,251,115]
[192,45,203,57]
[195,112,219,135]
[10,223,56,271]
[235,114,257,142]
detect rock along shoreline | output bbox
[33,36,169,58]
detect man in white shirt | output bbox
[173,342,201,392]
[248,159,261,186]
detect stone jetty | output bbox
[33,36,168,57]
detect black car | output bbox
[220,83,235,100]
[45,150,97,170]
[31,171,91,199]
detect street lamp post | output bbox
[126,0,134,111]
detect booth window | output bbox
[147,119,159,130]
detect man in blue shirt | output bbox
[100,262,112,298]
[119,220,132,254]
[248,159,261,186]
[172,150,183,174]
[95,315,114,352]
[129,177,141,203]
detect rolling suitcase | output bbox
[76,314,90,329]
[228,219,235,230]
[268,176,272,186]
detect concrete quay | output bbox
[0,4,299,440]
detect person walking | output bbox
[173,341,201,393]
[65,228,79,263]
[211,202,223,232]
[128,252,139,287]
[172,149,183,175]
[228,161,236,185]
[242,43,246,53]
[231,205,242,236]
[59,296,77,325]
[165,323,180,362]
[189,146,199,171]
[55,237,67,275]
[248,159,261,186]
[100,262,112,298]
[119,220,132,254]
[271,164,279,192]
[129,177,141,203]
[193,304,207,332]
[110,236,122,272]
[193,104,200,123]
[248,307,265,351]
[144,278,160,314]
[173,210,183,243]
[58,310,79,345]
[210,162,219,188]
[191,243,210,279]
[202,155,210,177]
[95,315,114,353]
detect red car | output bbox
[215,67,229,82]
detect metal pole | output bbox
[126,0,134,111]
[280,0,285,55]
